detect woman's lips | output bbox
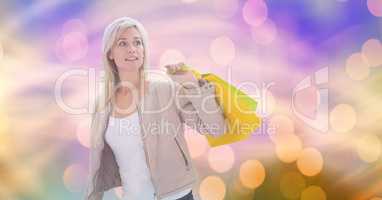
[125,57,138,61]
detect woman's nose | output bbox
[127,46,136,54]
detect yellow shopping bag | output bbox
[181,65,262,147]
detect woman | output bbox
[85,17,227,200]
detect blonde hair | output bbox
[96,17,150,113]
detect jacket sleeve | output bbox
[84,145,105,200]
[84,98,105,200]
[174,78,228,137]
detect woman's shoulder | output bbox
[146,73,175,91]
[146,79,180,104]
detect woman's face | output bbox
[108,27,144,72]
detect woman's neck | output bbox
[118,69,140,88]
[117,69,145,97]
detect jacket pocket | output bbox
[174,137,190,171]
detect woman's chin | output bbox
[118,65,141,72]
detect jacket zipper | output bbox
[136,103,158,198]
[174,137,190,171]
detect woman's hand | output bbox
[165,62,199,89]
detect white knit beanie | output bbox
[101,17,150,71]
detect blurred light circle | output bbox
[208,145,235,173]
[209,36,236,66]
[268,114,295,143]
[213,0,239,18]
[62,18,87,35]
[114,186,124,199]
[345,52,370,80]
[362,38,382,67]
[56,31,89,62]
[356,134,381,163]
[296,148,324,177]
[159,49,186,67]
[301,185,327,200]
[199,176,226,200]
[367,0,382,17]
[280,171,306,199]
[250,19,278,45]
[275,134,303,163]
[76,116,91,148]
[184,127,209,158]
[330,104,357,133]
[239,160,266,189]
[63,163,87,192]
[242,0,268,26]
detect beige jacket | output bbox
[84,78,227,200]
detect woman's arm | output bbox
[165,62,227,137]
[174,79,227,137]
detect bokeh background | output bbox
[1,0,382,199]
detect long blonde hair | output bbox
[96,17,150,113]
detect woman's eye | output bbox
[134,40,142,46]
[118,41,127,46]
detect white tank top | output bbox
[105,111,192,200]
